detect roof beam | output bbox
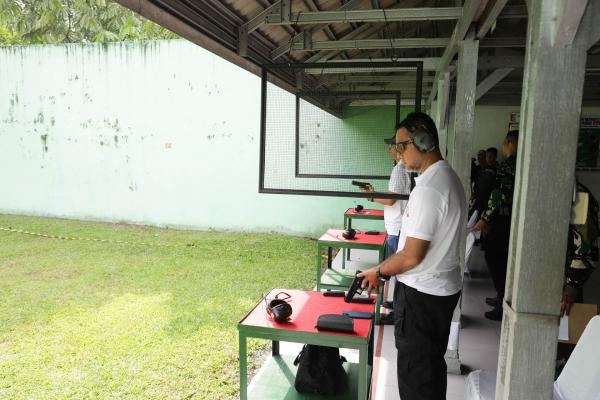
[292,37,450,52]
[477,0,509,39]
[426,0,482,108]
[475,67,514,101]
[497,5,528,19]
[241,1,281,34]
[478,54,600,69]
[323,84,431,93]
[303,0,336,41]
[319,57,441,70]
[271,0,363,60]
[303,0,426,63]
[265,7,463,25]
[321,75,436,84]
[303,66,426,74]
[554,0,589,47]
[479,36,526,47]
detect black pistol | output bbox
[345,271,365,303]
[351,180,371,190]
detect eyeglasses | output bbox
[394,139,414,153]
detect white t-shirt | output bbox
[396,160,466,296]
[384,161,411,236]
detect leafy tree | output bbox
[0,0,178,45]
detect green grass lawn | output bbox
[0,214,316,399]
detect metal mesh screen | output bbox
[259,62,422,198]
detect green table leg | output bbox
[358,342,369,400]
[316,243,323,290]
[239,333,248,400]
[344,216,352,265]
[373,247,386,324]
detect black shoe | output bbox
[485,297,499,307]
[379,312,394,325]
[485,307,502,321]
[382,301,394,310]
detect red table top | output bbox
[239,289,375,339]
[318,229,386,246]
[344,208,385,217]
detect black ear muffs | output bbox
[342,228,356,240]
[266,292,292,323]
[355,204,364,212]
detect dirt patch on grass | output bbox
[247,346,271,383]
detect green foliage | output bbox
[0,0,178,45]
[0,214,316,399]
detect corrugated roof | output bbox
[115,0,600,108]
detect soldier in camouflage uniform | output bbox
[561,181,599,316]
[472,130,519,320]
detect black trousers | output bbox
[393,281,461,400]
[484,215,511,298]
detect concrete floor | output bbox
[369,245,501,400]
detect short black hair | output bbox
[486,147,498,156]
[506,130,519,144]
[396,112,439,147]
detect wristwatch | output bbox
[376,267,390,281]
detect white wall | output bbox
[2,40,600,237]
[0,40,377,237]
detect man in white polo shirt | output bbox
[358,112,466,400]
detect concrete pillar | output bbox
[446,28,478,374]
[434,71,451,158]
[452,28,478,198]
[496,0,592,398]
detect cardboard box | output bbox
[558,303,599,345]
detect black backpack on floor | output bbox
[293,344,348,395]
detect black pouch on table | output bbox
[315,314,354,333]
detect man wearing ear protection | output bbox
[361,132,411,325]
[357,112,466,400]
[362,133,411,258]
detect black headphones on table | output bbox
[265,292,292,323]
[354,204,364,212]
[342,228,357,240]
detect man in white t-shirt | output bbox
[364,135,411,257]
[358,112,466,400]
[361,134,411,324]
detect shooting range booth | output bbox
[115,1,600,398]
